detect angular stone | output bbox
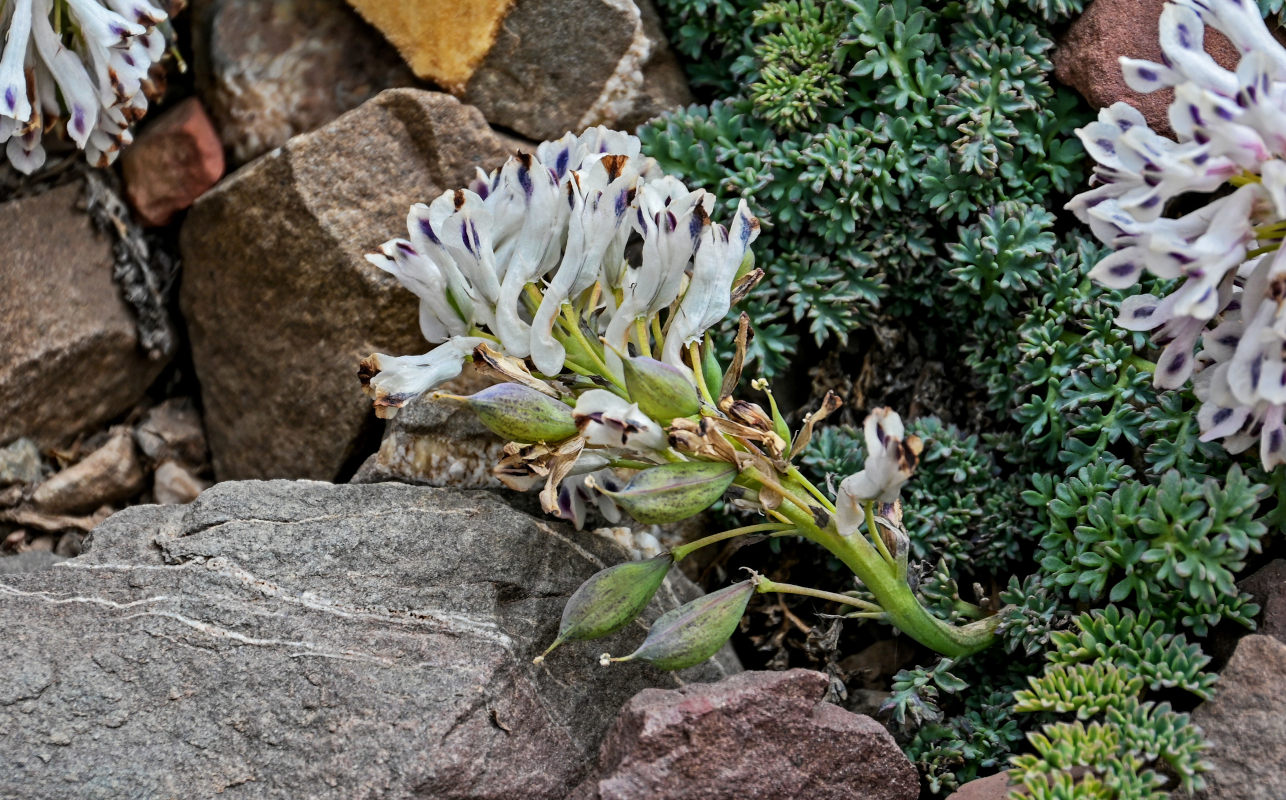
[120,98,226,226]
[1239,560,1286,645]
[191,0,417,165]
[0,183,166,449]
[1193,635,1286,800]
[152,461,210,505]
[345,0,513,92]
[351,366,504,488]
[576,668,919,800]
[0,551,66,575]
[348,0,692,142]
[945,772,1013,800]
[134,398,208,466]
[1053,0,1242,136]
[0,439,42,486]
[180,89,520,481]
[31,429,146,514]
[0,481,736,799]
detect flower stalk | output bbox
[357,126,1002,670]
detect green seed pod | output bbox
[615,580,753,671]
[535,554,673,663]
[621,356,702,423]
[598,461,737,524]
[701,333,723,402]
[450,383,577,443]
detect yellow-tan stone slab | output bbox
[346,0,514,91]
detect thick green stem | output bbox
[757,472,999,658]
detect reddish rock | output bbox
[1054,0,1242,136]
[946,771,1014,800]
[121,98,226,226]
[1192,635,1286,800]
[576,669,919,800]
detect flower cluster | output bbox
[1069,0,1286,468]
[361,127,760,525]
[360,127,999,665]
[0,0,168,173]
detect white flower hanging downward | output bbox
[1070,0,1286,469]
[0,0,169,173]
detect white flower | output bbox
[834,408,922,533]
[1070,0,1286,468]
[358,337,486,418]
[360,126,758,416]
[0,0,168,173]
[572,389,667,452]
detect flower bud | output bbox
[595,461,737,524]
[621,356,702,423]
[535,554,673,662]
[442,383,577,443]
[611,580,753,671]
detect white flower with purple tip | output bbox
[1070,0,1286,468]
[0,0,168,174]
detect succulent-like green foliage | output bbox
[642,0,1089,376]
[1011,608,1214,799]
[1028,465,1266,635]
[647,0,1281,795]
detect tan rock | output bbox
[1054,0,1242,136]
[180,89,520,481]
[346,0,513,92]
[191,0,418,165]
[153,461,210,505]
[0,183,166,448]
[121,98,226,227]
[31,429,146,514]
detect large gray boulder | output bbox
[0,481,737,799]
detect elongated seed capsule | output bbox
[595,461,737,524]
[621,356,702,423]
[534,554,673,663]
[701,333,723,401]
[610,580,753,671]
[439,383,577,443]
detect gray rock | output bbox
[575,668,919,800]
[463,0,693,141]
[351,370,504,488]
[0,438,42,486]
[0,183,166,448]
[180,89,521,482]
[0,480,738,799]
[191,0,418,165]
[0,551,66,575]
[1192,635,1286,800]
